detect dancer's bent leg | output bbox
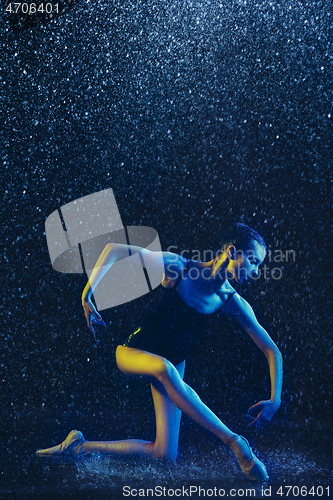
[81,359,184,460]
[36,353,184,461]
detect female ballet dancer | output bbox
[36,223,282,481]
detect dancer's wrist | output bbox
[270,397,281,408]
[82,288,92,305]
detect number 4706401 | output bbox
[276,485,330,497]
[6,3,59,14]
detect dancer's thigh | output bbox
[116,345,172,378]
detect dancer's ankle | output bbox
[225,432,239,448]
[228,435,253,465]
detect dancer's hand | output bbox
[246,399,280,426]
[82,298,106,340]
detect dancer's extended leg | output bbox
[116,346,235,445]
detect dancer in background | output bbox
[37,223,282,481]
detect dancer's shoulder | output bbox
[139,250,186,287]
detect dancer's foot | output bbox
[36,430,86,458]
[229,435,269,481]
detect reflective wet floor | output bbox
[1,412,332,499]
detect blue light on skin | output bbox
[227,241,266,284]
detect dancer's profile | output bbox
[36,223,283,481]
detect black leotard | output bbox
[123,260,236,365]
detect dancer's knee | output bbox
[184,383,201,402]
[152,444,168,460]
[155,358,176,384]
[152,442,177,461]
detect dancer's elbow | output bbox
[264,344,282,363]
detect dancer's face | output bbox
[227,241,266,284]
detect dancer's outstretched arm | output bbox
[224,294,283,425]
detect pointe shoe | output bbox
[36,430,86,458]
[229,435,269,481]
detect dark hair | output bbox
[218,223,266,253]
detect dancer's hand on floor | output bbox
[246,399,280,426]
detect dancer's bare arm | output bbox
[81,243,184,333]
[223,294,283,425]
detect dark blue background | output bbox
[1,0,332,496]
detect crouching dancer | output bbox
[36,223,282,481]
